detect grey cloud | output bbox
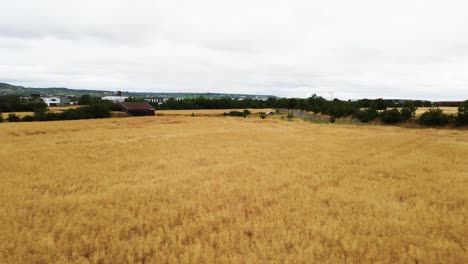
[0,0,467,100]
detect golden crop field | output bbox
[1,106,80,119]
[0,114,467,263]
[1,111,34,118]
[415,107,459,116]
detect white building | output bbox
[144,97,169,105]
[41,96,70,106]
[101,96,129,103]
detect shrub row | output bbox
[223,110,251,117]
[325,100,468,127]
[4,104,111,123]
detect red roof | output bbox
[118,102,156,111]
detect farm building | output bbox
[118,102,156,116]
[41,96,70,106]
[102,96,129,103]
[144,97,169,105]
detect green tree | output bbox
[418,108,449,126]
[371,98,387,110]
[400,101,417,121]
[354,108,379,123]
[455,100,468,126]
[7,113,20,122]
[78,94,93,105]
[22,115,35,122]
[380,108,402,124]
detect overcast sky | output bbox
[0,0,467,100]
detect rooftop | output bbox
[118,102,156,111]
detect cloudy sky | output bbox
[0,0,467,100]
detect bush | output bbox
[7,114,20,122]
[400,101,417,121]
[224,110,251,117]
[370,98,387,110]
[380,108,402,124]
[84,104,111,118]
[354,108,378,123]
[329,116,336,123]
[455,100,468,126]
[22,115,35,122]
[33,104,111,121]
[259,113,266,119]
[418,108,449,126]
[78,94,93,105]
[0,114,3,123]
[226,111,243,117]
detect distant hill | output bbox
[0,82,277,99]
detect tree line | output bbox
[1,104,111,123]
[287,96,468,127]
[1,94,467,127]
[0,96,47,112]
[153,95,467,127]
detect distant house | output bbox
[118,102,156,116]
[102,96,129,103]
[41,96,70,106]
[144,97,169,105]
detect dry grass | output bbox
[48,105,81,112]
[0,115,467,263]
[1,112,34,118]
[415,107,459,116]
[1,106,81,119]
[157,108,273,116]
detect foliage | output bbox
[380,108,402,124]
[400,101,417,121]
[329,116,336,123]
[155,95,449,127]
[158,96,271,110]
[455,100,468,126]
[371,98,387,110]
[0,95,47,112]
[223,109,251,117]
[22,115,35,122]
[418,108,449,126]
[353,108,379,123]
[224,111,242,117]
[7,113,21,122]
[0,113,3,123]
[413,100,433,107]
[77,94,93,105]
[5,104,113,122]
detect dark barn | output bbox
[118,102,156,116]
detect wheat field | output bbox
[1,106,80,119]
[414,107,459,116]
[0,114,467,263]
